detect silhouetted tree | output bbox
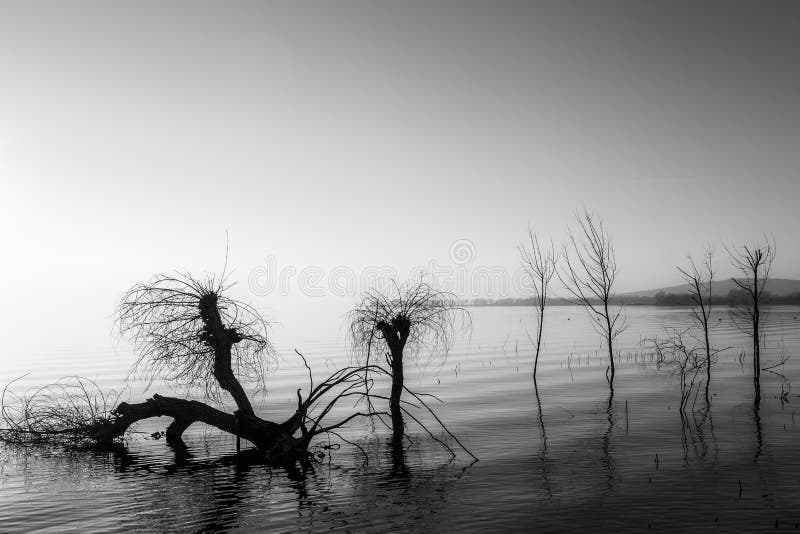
[725,238,776,406]
[519,226,557,380]
[677,246,715,405]
[558,209,625,383]
[2,271,386,461]
[349,278,469,439]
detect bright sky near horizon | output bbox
[1,1,799,350]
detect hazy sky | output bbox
[2,1,799,348]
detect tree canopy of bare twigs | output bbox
[117,272,274,413]
[348,278,470,436]
[0,376,125,447]
[558,209,625,382]
[677,246,715,405]
[725,237,776,406]
[519,226,557,380]
[647,329,706,414]
[348,278,469,368]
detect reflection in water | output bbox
[753,404,763,464]
[533,376,552,498]
[2,306,799,531]
[389,433,410,480]
[679,407,718,466]
[602,385,615,491]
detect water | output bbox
[2,305,800,532]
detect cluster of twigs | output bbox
[647,329,708,413]
[293,351,477,461]
[117,272,274,401]
[348,278,468,367]
[0,375,125,447]
[293,351,386,447]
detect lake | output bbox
[1,304,799,532]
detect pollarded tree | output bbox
[558,209,625,384]
[2,271,387,461]
[118,273,272,417]
[349,278,469,438]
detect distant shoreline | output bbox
[467,292,800,307]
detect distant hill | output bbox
[468,278,800,307]
[621,278,800,299]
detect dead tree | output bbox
[558,209,625,383]
[1,272,385,462]
[348,278,469,439]
[725,238,776,407]
[677,246,715,405]
[2,270,477,462]
[519,226,557,381]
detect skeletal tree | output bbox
[2,271,387,461]
[725,238,776,407]
[676,246,715,406]
[518,226,557,381]
[349,278,469,438]
[558,209,625,383]
[3,269,477,462]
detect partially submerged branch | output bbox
[0,376,125,447]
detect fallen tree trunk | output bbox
[92,394,305,459]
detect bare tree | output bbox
[558,209,625,383]
[519,226,557,381]
[349,278,469,439]
[725,238,776,406]
[676,246,715,405]
[2,271,387,461]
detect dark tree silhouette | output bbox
[348,278,469,439]
[519,226,557,380]
[725,238,776,407]
[2,272,386,462]
[677,246,715,406]
[558,209,625,384]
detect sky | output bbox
[1,1,799,350]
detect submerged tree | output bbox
[518,226,557,380]
[676,246,715,406]
[2,272,386,461]
[348,278,469,439]
[3,270,477,463]
[725,238,776,407]
[558,209,625,383]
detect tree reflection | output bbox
[753,404,763,464]
[602,385,615,491]
[679,407,718,466]
[533,376,552,498]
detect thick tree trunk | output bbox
[199,293,255,416]
[213,344,255,416]
[93,395,306,461]
[377,317,410,437]
[389,348,405,438]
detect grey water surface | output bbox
[2,305,799,532]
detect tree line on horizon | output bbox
[469,288,800,307]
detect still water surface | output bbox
[1,305,799,532]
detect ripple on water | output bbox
[1,306,800,532]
